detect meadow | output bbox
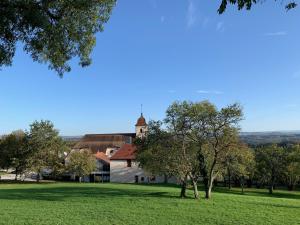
[0,182,299,225]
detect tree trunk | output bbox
[269,185,273,194]
[192,179,199,199]
[269,176,275,194]
[228,168,231,189]
[240,176,244,194]
[180,176,187,198]
[203,176,209,199]
[205,175,214,199]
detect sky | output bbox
[1,0,300,135]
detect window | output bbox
[141,177,144,182]
[127,159,132,167]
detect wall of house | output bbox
[110,160,144,183]
[110,160,175,184]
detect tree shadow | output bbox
[0,184,179,202]
[0,180,55,185]
[213,187,300,200]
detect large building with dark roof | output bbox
[72,113,151,183]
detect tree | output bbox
[222,143,255,193]
[165,101,201,199]
[218,0,297,14]
[0,0,116,76]
[66,149,96,182]
[27,120,68,181]
[0,130,31,180]
[137,100,243,200]
[255,144,286,194]
[284,144,300,191]
[188,101,243,199]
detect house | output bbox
[110,143,147,183]
[91,152,110,182]
[73,113,172,183]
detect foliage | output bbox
[27,120,69,180]
[164,101,202,198]
[66,149,96,179]
[0,130,31,179]
[0,0,116,76]
[135,121,175,178]
[255,144,287,194]
[284,144,300,190]
[136,100,244,199]
[187,101,243,198]
[222,143,255,191]
[0,183,300,225]
[218,0,297,14]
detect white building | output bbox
[74,113,175,183]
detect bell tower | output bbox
[135,105,148,138]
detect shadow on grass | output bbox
[0,180,55,185]
[0,182,299,203]
[213,187,300,200]
[0,184,180,202]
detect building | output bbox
[73,113,164,183]
[110,144,145,183]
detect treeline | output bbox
[135,101,300,199]
[0,120,95,181]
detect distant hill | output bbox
[240,131,300,146]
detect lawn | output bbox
[0,182,299,225]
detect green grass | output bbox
[0,182,299,225]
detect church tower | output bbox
[135,113,148,138]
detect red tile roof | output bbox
[110,144,136,160]
[94,152,110,164]
[135,114,147,126]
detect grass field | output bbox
[0,182,299,225]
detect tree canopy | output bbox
[0,1,297,76]
[66,149,96,181]
[136,100,246,199]
[0,0,116,76]
[218,0,298,14]
[27,120,68,181]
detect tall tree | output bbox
[165,101,201,199]
[0,0,116,76]
[255,144,286,194]
[27,120,68,181]
[189,101,243,199]
[66,149,96,182]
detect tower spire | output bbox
[141,104,143,116]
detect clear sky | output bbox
[1,0,300,135]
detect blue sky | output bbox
[1,0,300,135]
